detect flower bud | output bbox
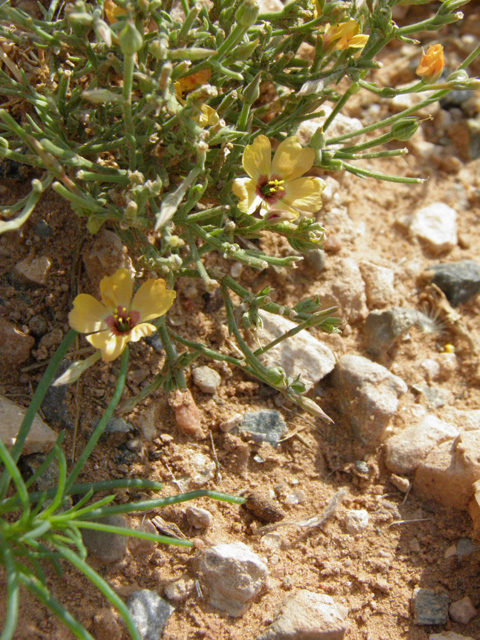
[391,117,420,141]
[446,69,469,84]
[230,39,260,61]
[265,366,287,386]
[235,0,259,27]
[416,44,444,82]
[243,72,262,105]
[119,21,143,55]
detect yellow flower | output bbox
[323,20,369,51]
[198,104,220,127]
[416,44,444,83]
[104,0,127,24]
[174,69,212,104]
[232,135,325,218]
[69,268,175,362]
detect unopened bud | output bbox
[391,117,420,141]
[235,0,259,27]
[119,20,143,55]
[446,69,469,83]
[243,72,262,105]
[94,17,112,47]
[265,366,287,386]
[231,39,260,61]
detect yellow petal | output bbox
[129,322,157,342]
[271,137,315,181]
[100,268,133,310]
[68,294,108,334]
[346,34,369,49]
[87,330,130,362]
[131,278,176,323]
[243,135,271,181]
[232,177,263,214]
[198,104,220,127]
[283,177,325,213]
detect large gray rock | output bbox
[0,395,57,454]
[82,515,130,564]
[429,260,480,306]
[257,590,347,640]
[256,311,335,392]
[197,542,268,617]
[413,588,449,625]
[364,308,420,358]
[332,355,407,444]
[384,415,459,474]
[239,410,287,447]
[127,590,174,640]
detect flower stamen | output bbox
[261,178,285,197]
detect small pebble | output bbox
[185,506,213,529]
[413,588,449,625]
[127,590,174,640]
[220,412,244,433]
[192,365,221,394]
[344,509,369,534]
[355,460,370,474]
[449,596,477,624]
[244,492,284,523]
[390,474,411,493]
[82,515,130,564]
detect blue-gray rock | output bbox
[41,359,73,429]
[145,333,163,352]
[428,260,480,306]
[412,588,449,625]
[413,384,446,409]
[127,590,174,640]
[306,248,326,273]
[457,537,479,557]
[239,411,287,446]
[440,89,473,110]
[364,308,420,357]
[105,417,133,434]
[34,220,53,238]
[82,514,130,564]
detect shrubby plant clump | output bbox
[0,0,478,637]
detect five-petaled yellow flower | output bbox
[69,268,176,362]
[416,44,444,83]
[323,20,369,52]
[232,135,325,218]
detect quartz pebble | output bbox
[192,365,221,394]
[360,261,396,309]
[409,202,457,253]
[14,255,52,285]
[197,542,268,617]
[257,589,348,640]
[220,412,244,433]
[344,509,369,534]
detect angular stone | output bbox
[14,255,52,285]
[384,415,459,474]
[82,515,130,563]
[197,542,268,617]
[185,506,213,529]
[127,590,174,640]
[364,308,421,358]
[0,395,57,454]
[316,258,368,323]
[449,596,477,624]
[332,355,407,445]
[0,317,35,366]
[428,260,480,306]
[360,261,396,309]
[255,311,335,392]
[83,229,134,292]
[168,389,204,439]
[192,365,221,394]
[414,431,480,509]
[409,203,457,253]
[257,590,347,640]
[344,509,369,534]
[41,360,73,429]
[239,410,287,447]
[413,588,449,625]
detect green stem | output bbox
[122,53,136,170]
[342,160,424,184]
[158,318,187,390]
[65,347,129,492]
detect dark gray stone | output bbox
[239,411,287,446]
[41,359,73,429]
[145,333,163,352]
[457,537,479,557]
[34,220,53,238]
[440,89,473,110]
[429,260,480,306]
[82,514,130,564]
[412,588,449,625]
[127,590,174,640]
[364,308,420,357]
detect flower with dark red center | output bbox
[69,268,175,362]
[232,135,325,218]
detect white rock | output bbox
[185,506,213,529]
[442,409,480,432]
[255,310,335,392]
[257,590,348,640]
[15,255,52,285]
[192,366,221,394]
[449,596,477,624]
[390,474,411,493]
[332,355,408,444]
[191,452,215,486]
[430,633,476,640]
[359,261,396,309]
[421,359,441,382]
[0,395,57,454]
[414,430,480,510]
[258,0,283,11]
[391,90,440,118]
[384,415,459,474]
[197,542,268,616]
[220,412,244,433]
[409,203,457,253]
[344,509,369,534]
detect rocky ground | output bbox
[1,3,480,640]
